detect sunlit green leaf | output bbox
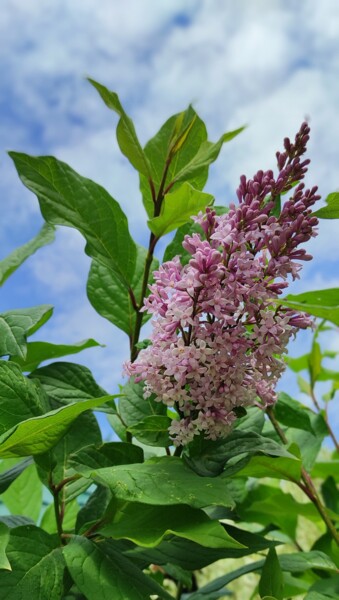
[313,192,339,219]
[0,305,53,359]
[0,523,11,571]
[280,288,339,326]
[0,395,113,458]
[91,456,235,509]
[12,338,102,372]
[1,463,42,522]
[9,152,137,287]
[148,183,213,237]
[0,223,55,287]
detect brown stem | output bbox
[266,408,339,545]
[54,474,80,494]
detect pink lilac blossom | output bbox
[126,122,321,445]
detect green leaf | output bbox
[9,152,137,287]
[306,574,339,599]
[12,338,102,372]
[126,526,279,571]
[0,515,34,528]
[233,453,301,482]
[148,182,213,237]
[88,78,152,178]
[128,415,172,447]
[309,341,323,386]
[274,392,314,433]
[63,536,174,600]
[312,461,339,481]
[0,362,46,435]
[313,192,339,219]
[280,288,339,326]
[69,441,144,476]
[0,457,32,493]
[171,127,245,187]
[322,476,339,514]
[101,502,243,549]
[1,463,42,522]
[285,353,309,372]
[0,523,11,571]
[0,223,55,286]
[29,361,109,406]
[235,407,265,434]
[259,548,284,600]
[91,456,235,509]
[0,305,53,359]
[140,106,208,217]
[87,245,158,337]
[237,484,320,539]
[185,430,296,477]
[288,412,327,471]
[0,525,65,599]
[186,551,337,599]
[278,551,338,573]
[119,378,166,427]
[0,395,113,458]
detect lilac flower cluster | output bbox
[126,123,320,445]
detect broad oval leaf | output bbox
[9,152,137,287]
[63,536,174,600]
[100,502,244,549]
[0,362,46,435]
[29,361,109,406]
[0,525,65,600]
[90,456,235,509]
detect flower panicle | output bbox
[126,123,321,445]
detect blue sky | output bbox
[0,0,339,436]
